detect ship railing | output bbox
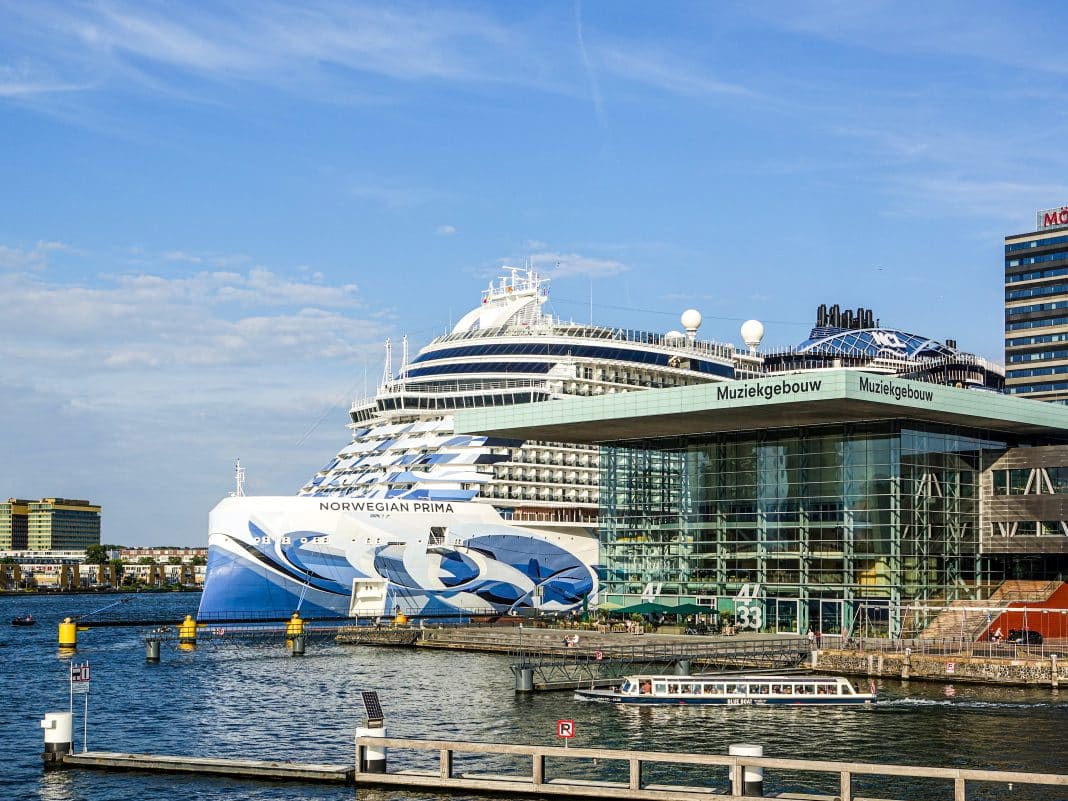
[428,322,737,360]
[759,347,1004,374]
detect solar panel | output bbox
[361,691,384,724]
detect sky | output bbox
[2,1,1068,546]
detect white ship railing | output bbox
[428,321,736,361]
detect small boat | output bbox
[576,674,876,706]
[11,614,36,626]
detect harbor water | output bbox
[2,592,1066,800]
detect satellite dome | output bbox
[664,330,685,341]
[740,319,765,352]
[680,309,702,332]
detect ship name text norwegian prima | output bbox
[197,272,1003,621]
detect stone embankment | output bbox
[813,647,1064,687]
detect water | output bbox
[2,593,1066,800]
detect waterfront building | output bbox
[1005,205,1068,402]
[0,498,31,549]
[199,268,1006,622]
[26,498,101,550]
[457,371,1068,638]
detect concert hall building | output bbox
[458,371,1068,638]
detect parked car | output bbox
[1006,629,1043,645]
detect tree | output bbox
[190,555,207,566]
[168,556,183,565]
[138,556,157,565]
[85,545,108,565]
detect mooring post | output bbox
[729,744,763,797]
[674,658,691,676]
[901,647,911,681]
[356,691,387,774]
[145,636,161,662]
[58,618,77,650]
[532,752,545,785]
[515,667,534,692]
[291,633,306,656]
[178,615,197,648]
[1051,654,1059,690]
[40,712,72,768]
[439,748,453,779]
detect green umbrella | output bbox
[614,601,674,615]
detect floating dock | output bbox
[61,752,354,783]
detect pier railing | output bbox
[355,735,1068,801]
[823,634,1068,659]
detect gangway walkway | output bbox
[510,637,810,690]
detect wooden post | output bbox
[954,775,966,801]
[1051,655,1059,690]
[440,748,453,779]
[840,769,852,801]
[629,756,641,790]
[731,762,743,797]
[532,753,544,785]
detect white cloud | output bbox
[436,224,457,235]
[596,44,756,99]
[0,240,70,270]
[163,250,203,263]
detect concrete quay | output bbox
[813,646,1065,687]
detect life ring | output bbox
[594,650,603,661]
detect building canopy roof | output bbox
[455,370,1068,444]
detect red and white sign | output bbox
[945,662,955,674]
[1039,206,1068,229]
[556,719,575,739]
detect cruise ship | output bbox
[198,269,739,620]
[198,273,1004,621]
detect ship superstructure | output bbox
[298,268,738,531]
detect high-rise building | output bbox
[1005,205,1068,402]
[26,498,101,550]
[0,499,30,549]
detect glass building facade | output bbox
[1005,210,1068,402]
[600,422,1008,637]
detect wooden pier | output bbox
[354,736,1068,800]
[51,738,1068,799]
[61,751,354,783]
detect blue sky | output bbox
[2,1,1067,546]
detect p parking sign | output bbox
[556,719,575,739]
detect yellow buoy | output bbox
[178,614,197,646]
[285,612,304,637]
[58,617,77,649]
[395,611,408,626]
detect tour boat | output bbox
[576,674,877,706]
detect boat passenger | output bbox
[640,681,652,694]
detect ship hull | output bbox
[197,496,598,621]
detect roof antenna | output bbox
[588,275,592,325]
[229,459,246,497]
[381,338,393,385]
[401,335,409,376]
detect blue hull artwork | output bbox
[197,497,598,621]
